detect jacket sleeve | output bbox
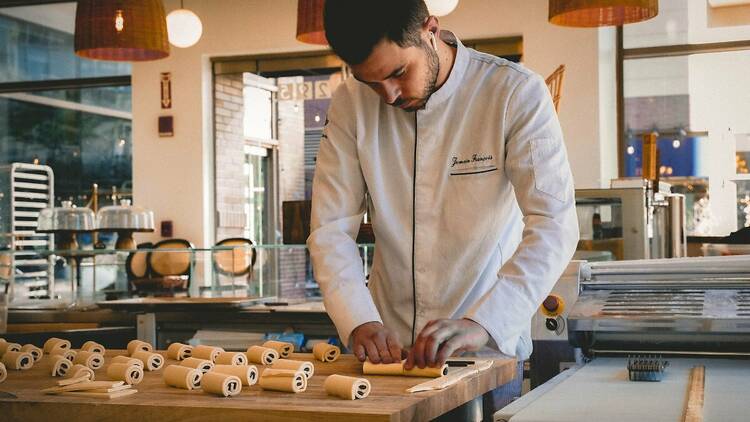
[463,73,580,357]
[307,84,383,347]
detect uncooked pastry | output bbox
[43,337,71,354]
[324,374,371,400]
[192,345,224,362]
[132,351,164,371]
[163,364,201,390]
[166,342,193,360]
[201,371,242,397]
[180,357,214,373]
[50,355,73,377]
[215,352,247,365]
[50,348,77,362]
[74,351,105,370]
[81,341,105,354]
[258,368,307,393]
[212,364,258,386]
[106,362,143,385]
[362,360,448,378]
[271,359,314,379]
[312,343,340,362]
[111,356,144,367]
[67,364,95,381]
[2,350,34,370]
[0,362,6,384]
[246,346,279,365]
[262,340,293,358]
[0,341,22,357]
[127,340,153,356]
[20,344,43,361]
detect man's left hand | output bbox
[404,318,490,370]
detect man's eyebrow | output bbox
[353,65,405,84]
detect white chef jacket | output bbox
[307,33,579,359]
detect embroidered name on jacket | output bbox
[449,153,498,176]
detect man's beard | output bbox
[400,41,440,112]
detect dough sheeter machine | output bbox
[499,255,750,422]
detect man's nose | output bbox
[380,81,401,105]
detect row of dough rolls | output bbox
[362,360,448,378]
[324,374,372,400]
[258,368,307,393]
[312,343,340,362]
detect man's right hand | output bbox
[351,321,403,364]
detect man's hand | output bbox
[351,321,404,364]
[405,318,490,370]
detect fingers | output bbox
[353,342,366,362]
[373,331,392,364]
[435,338,464,367]
[387,335,403,365]
[364,338,381,363]
[424,326,456,367]
[410,320,450,369]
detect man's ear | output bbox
[423,15,439,34]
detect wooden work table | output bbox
[0,350,516,422]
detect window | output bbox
[0,2,132,210]
[620,0,750,235]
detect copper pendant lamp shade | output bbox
[549,0,658,27]
[75,0,170,61]
[296,0,328,45]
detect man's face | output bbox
[350,36,439,112]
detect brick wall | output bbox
[214,74,246,242]
[276,76,306,300]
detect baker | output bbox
[307,0,579,412]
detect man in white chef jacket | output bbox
[308,0,579,412]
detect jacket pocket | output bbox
[530,138,569,203]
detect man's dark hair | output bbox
[324,0,430,65]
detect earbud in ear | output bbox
[430,32,438,51]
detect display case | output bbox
[0,243,374,310]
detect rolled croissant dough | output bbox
[324,374,372,400]
[258,368,307,393]
[362,360,448,378]
[212,364,258,386]
[201,371,242,397]
[163,365,201,390]
[107,363,144,385]
[312,343,340,362]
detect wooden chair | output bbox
[545,64,565,113]
[213,238,256,278]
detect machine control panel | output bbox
[531,261,583,341]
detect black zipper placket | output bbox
[411,111,418,346]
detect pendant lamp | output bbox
[296,0,327,45]
[167,1,203,48]
[425,0,460,16]
[75,0,170,61]
[549,0,658,27]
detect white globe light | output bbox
[167,8,203,48]
[425,0,459,16]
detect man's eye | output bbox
[395,70,406,78]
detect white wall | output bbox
[131,0,616,247]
